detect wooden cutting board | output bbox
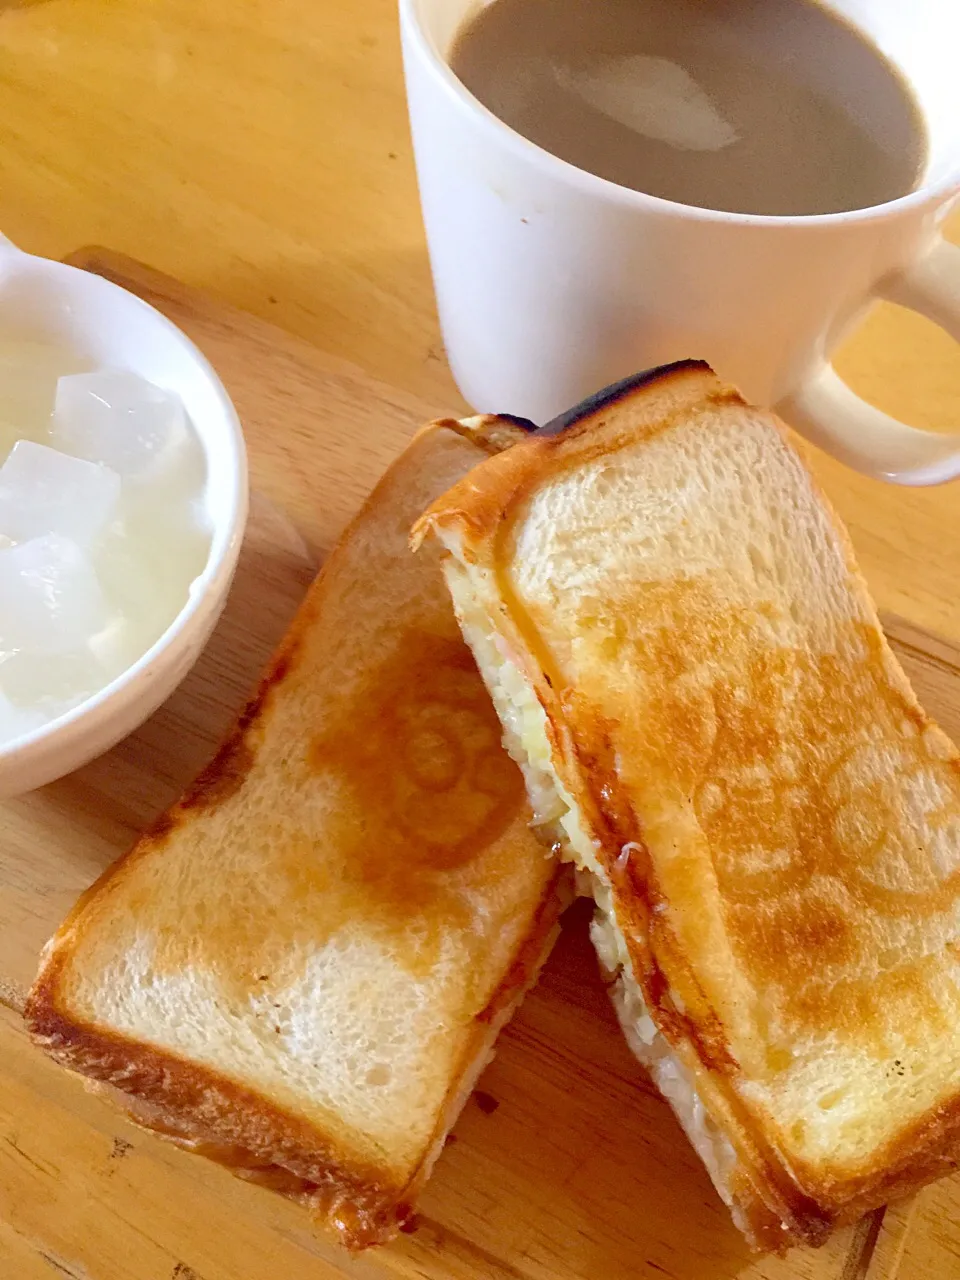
[2,249,958,1280]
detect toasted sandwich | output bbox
[413,360,960,1250]
[26,415,567,1248]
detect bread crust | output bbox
[414,362,960,1247]
[28,871,566,1247]
[26,416,566,1250]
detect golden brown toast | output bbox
[414,361,960,1249]
[26,416,567,1249]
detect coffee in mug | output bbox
[449,0,927,216]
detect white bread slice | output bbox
[413,361,960,1251]
[26,416,567,1249]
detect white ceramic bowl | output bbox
[0,236,248,799]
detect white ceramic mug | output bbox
[400,0,960,484]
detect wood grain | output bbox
[0,252,958,1280]
[896,1181,960,1280]
[855,1203,918,1280]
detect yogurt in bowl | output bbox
[0,238,248,798]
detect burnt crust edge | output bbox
[535,360,712,436]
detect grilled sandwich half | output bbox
[414,360,960,1250]
[27,415,567,1248]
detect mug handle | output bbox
[777,237,960,486]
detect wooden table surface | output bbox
[0,2,958,1277]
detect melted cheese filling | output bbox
[445,561,740,1210]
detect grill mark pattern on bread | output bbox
[26,416,568,1249]
[414,362,960,1249]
